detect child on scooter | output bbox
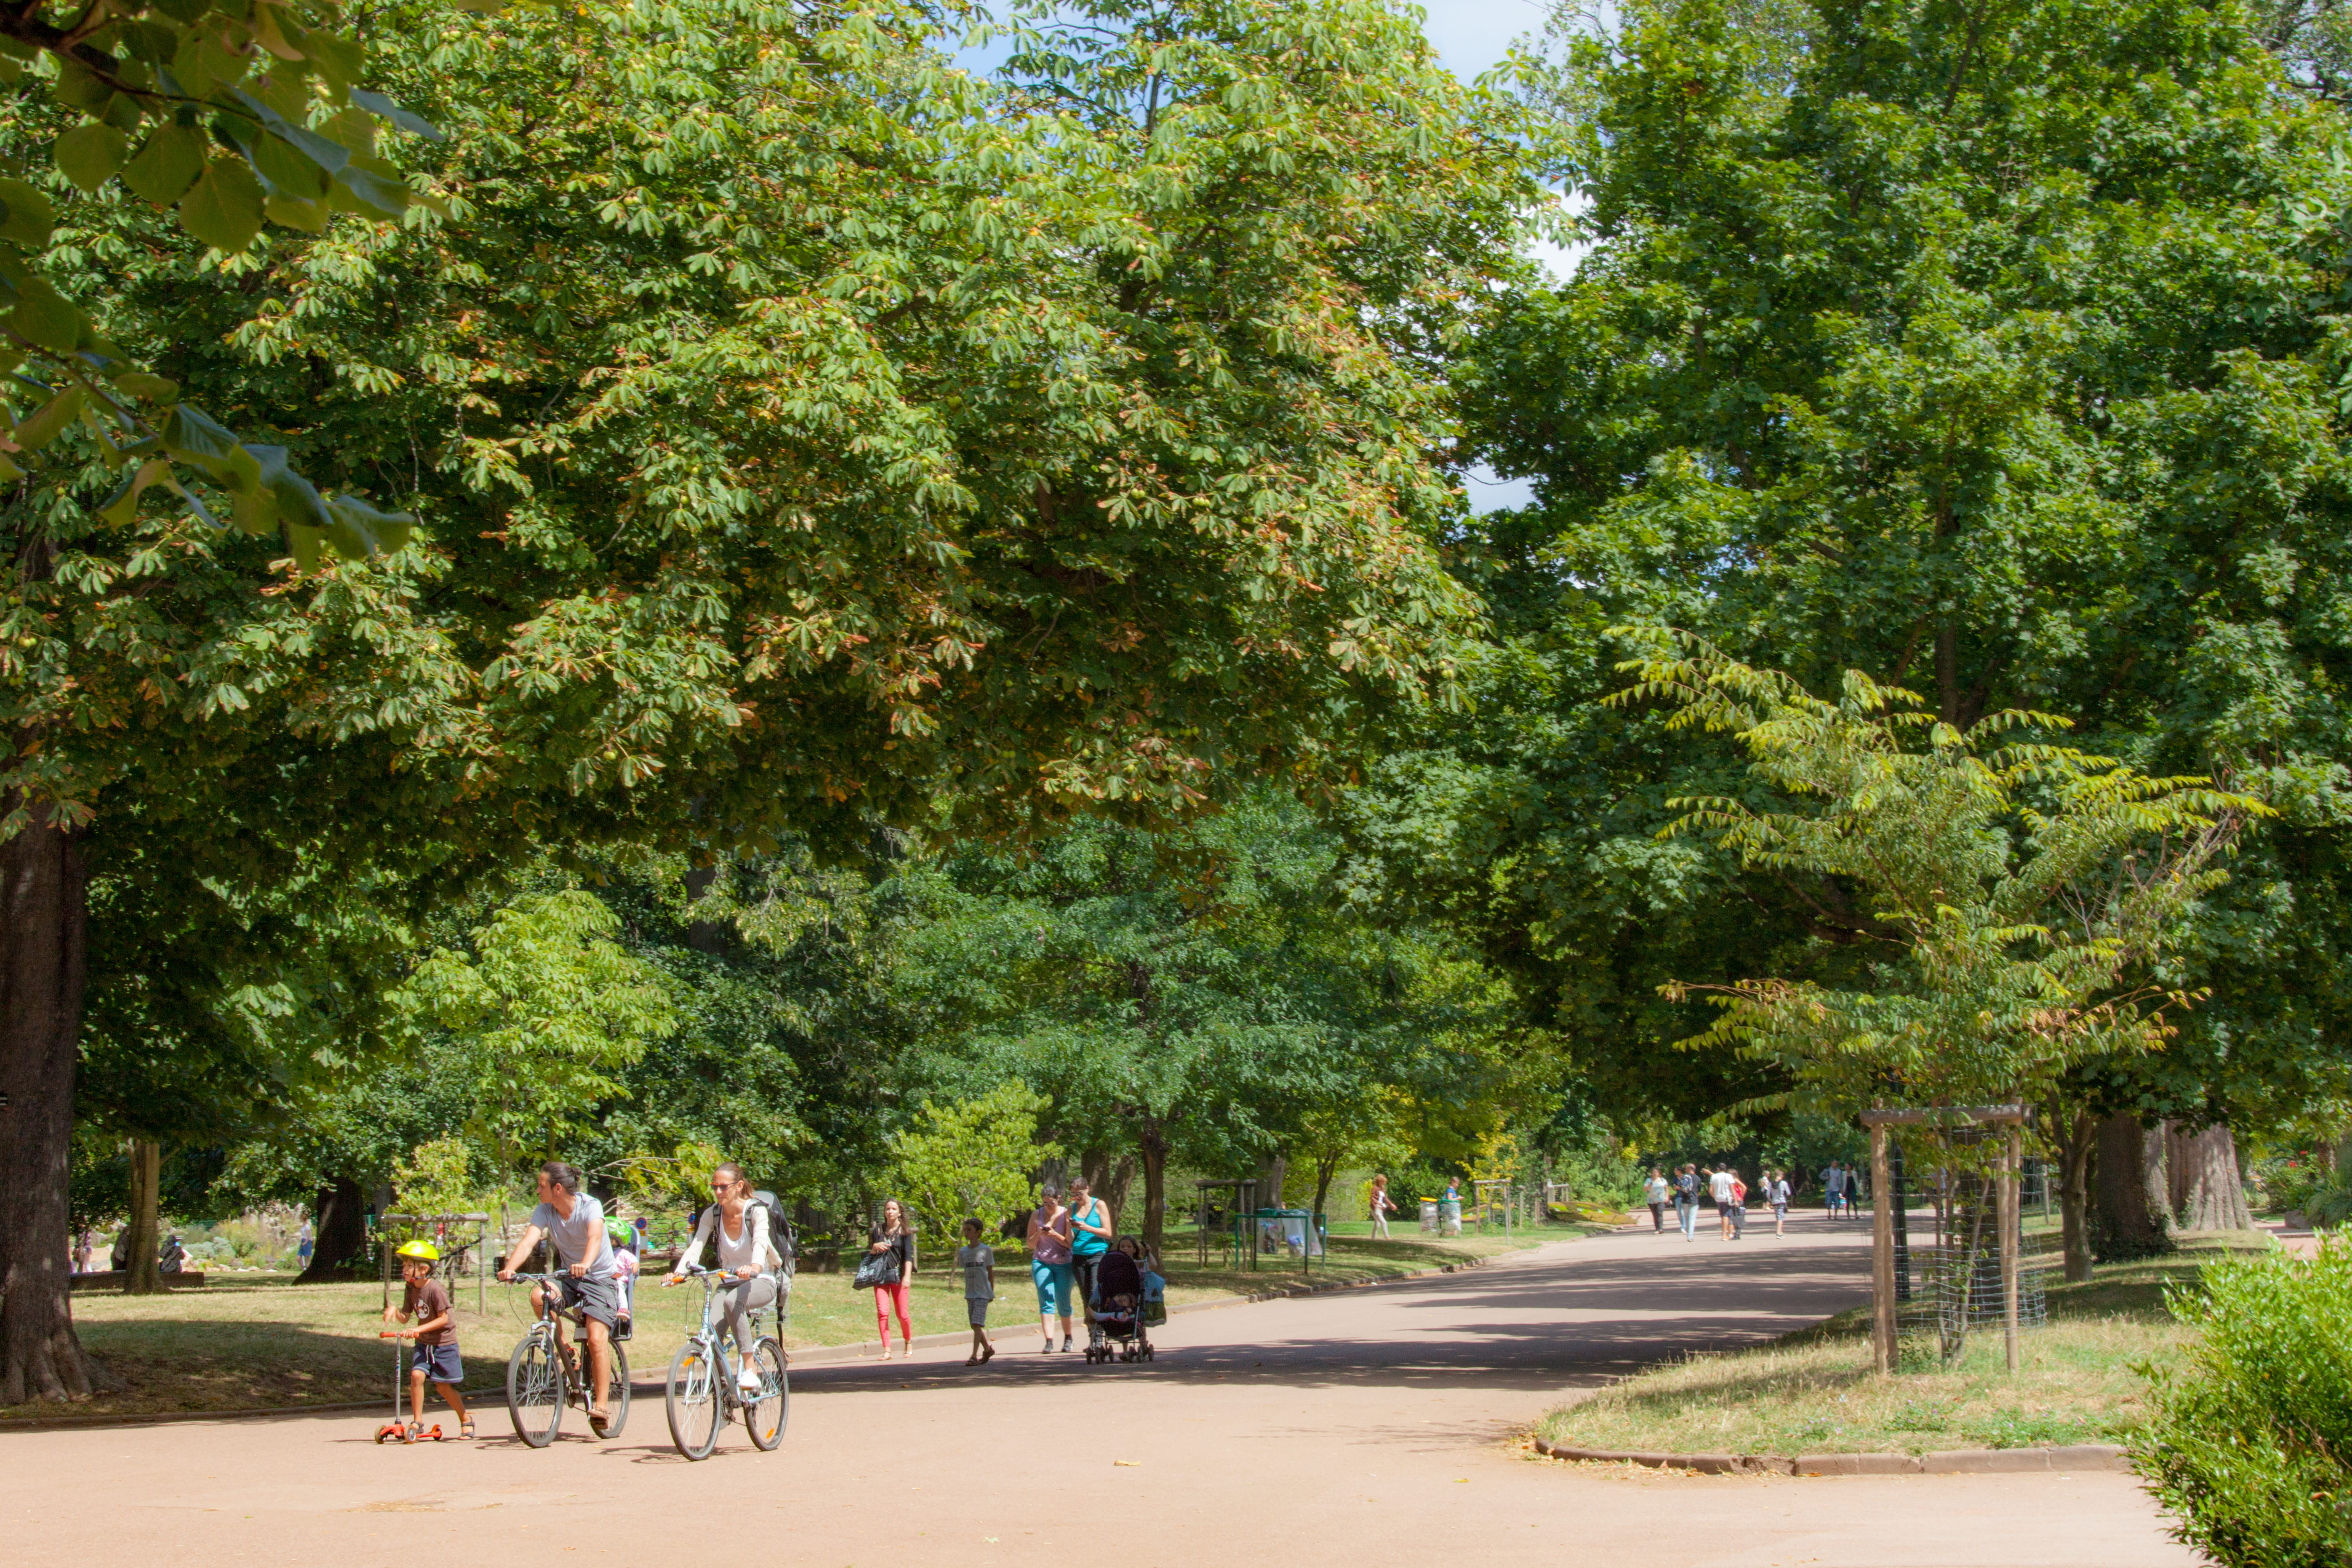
[381,1240,471,1440]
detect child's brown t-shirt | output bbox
[402,1278,454,1347]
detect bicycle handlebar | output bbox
[665,1263,764,1287]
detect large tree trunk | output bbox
[2167,1122,2253,1232]
[2054,1105,2098,1284]
[1311,1150,1342,1223]
[0,809,106,1404]
[2093,1112,2175,1262]
[1256,1149,1288,1212]
[297,1176,368,1283]
[1138,1121,1170,1261]
[122,1140,163,1295]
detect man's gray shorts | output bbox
[558,1273,618,1328]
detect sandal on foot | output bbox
[458,1419,476,1440]
[981,1344,995,1364]
[587,1407,610,1436]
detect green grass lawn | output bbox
[7,1224,1568,1421]
[1534,1230,2270,1458]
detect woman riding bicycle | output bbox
[665,1163,784,1394]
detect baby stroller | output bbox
[1083,1241,1154,1364]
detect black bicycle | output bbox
[662,1265,787,1460]
[503,1271,632,1447]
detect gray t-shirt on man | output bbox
[530,1192,614,1281]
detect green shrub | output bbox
[2132,1246,2352,1568]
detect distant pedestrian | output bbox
[1709,1167,1738,1240]
[1674,1164,1700,1240]
[1766,1169,1791,1236]
[1027,1184,1075,1353]
[1728,1172,1748,1239]
[297,1218,315,1272]
[1369,1174,1395,1239]
[957,1217,997,1366]
[1643,1169,1669,1233]
[73,1228,94,1274]
[1821,1161,1846,1218]
[863,1197,917,1362]
[159,1233,187,1274]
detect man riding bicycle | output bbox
[498,1160,620,1434]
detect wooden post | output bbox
[1872,1122,1895,1373]
[2001,1124,2022,1375]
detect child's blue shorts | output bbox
[411,1344,462,1383]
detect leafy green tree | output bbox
[390,1133,482,1220]
[399,890,674,1184]
[0,0,438,1402]
[1357,0,2352,1152]
[4,0,1529,1399]
[893,790,1536,1254]
[892,1083,1060,1253]
[1624,632,2262,1275]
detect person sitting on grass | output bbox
[381,1239,470,1440]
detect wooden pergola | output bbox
[1862,1105,2027,1375]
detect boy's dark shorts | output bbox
[558,1273,618,1328]
[411,1344,462,1383]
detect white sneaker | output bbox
[737,1367,762,1394]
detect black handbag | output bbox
[851,1246,900,1289]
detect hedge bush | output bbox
[2132,1245,2352,1567]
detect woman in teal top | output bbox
[1068,1176,1114,1351]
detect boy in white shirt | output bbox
[956,1217,996,1366]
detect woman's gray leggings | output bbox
[723,1275,781,1354]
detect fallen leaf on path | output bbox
[1114,1459,1140,1466]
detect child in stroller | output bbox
[1083,1236,1155,1364]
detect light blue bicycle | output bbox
[662,1264,788,1460]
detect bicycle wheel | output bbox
[744,1338,788,1451]
[506,1333,562,1448]
[665,1341,722,1460]
[602,1341,631,1437]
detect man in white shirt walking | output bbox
[1709,1166,1738,1240]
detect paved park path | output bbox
[0,1214,2196,1567]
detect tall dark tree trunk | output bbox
[681,864,729,954]
[1311,1150,1343,1223]
[297,1176,367,1283]
[122,1139,163,1295]
[2054,1105,2098,1284]
[2167,1122,2253,1232]
[2094,1112,2175,1261]
[1138,1121,1170,1260]
[1257,1149,1288,1212]
[0,808,106,1403]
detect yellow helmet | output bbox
[395,1239,441,1262]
